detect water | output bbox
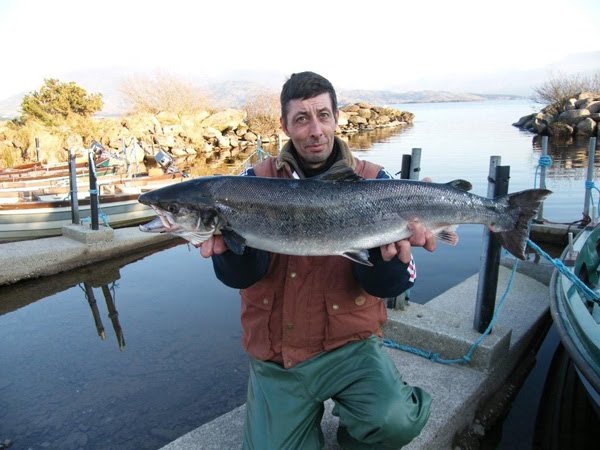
[1,99,598,449]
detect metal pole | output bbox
[535,136,548,222]
[409,148,422,180]
[88,150,99,230]
[35,137,40,162]
[68,147,80,224]
[583,137,597,220]
[474,158,510,333]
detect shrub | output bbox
[244,88,281,137]
[21,79,103,125]
[120,71,210,115]
[532,70,600,112]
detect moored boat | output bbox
[549,223,600,403]
[0,173,186,242]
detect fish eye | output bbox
[167,204,179,214]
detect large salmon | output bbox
[138,167,551,264]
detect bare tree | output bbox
[244,88,281,136]
[532,70,600,112]
[120,71,210,114]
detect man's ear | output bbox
[334,110,339,125]
[280,116,289,136]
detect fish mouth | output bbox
[139,206,180,233]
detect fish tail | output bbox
[496,188,552,260]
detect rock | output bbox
[200,109,247,133]
[162,124,183,135]
[348,115,367,125]
[576,118,597,136]
[513,113,534,127]
[337,111,349,127]
[243,132,258,143]
[376,115,391,125]
[588,101,600,114]
[558,109,591,125]
[216,135,231,148]
[357,108,372,119]
[548,122,574,138]
[156,111,180,125]
[342,104,360,113]
[202,127,223,139]
[564,98,577,111]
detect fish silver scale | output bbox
[204,177,508,256]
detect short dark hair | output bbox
[280,71,338,123]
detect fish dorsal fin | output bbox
[314,161,364,182]
[445,179,472,191]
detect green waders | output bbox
[243,336,431,450]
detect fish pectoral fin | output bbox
[221,229,247,255]
[342,249,373,266]
[445,179,472,192]
[433,226,459,246]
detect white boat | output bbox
[0,173,186,242]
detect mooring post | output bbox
[409,148,422,181]
[474,157,510,333]
[583,137,597,220]
[68,147,80,224]
[88,149,99,230]
[35,137,40,162]
[535,136,548,222]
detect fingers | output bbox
[380,242,397,261]
[198,236,227,258]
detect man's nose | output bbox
[308,117,323,136]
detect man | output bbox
[200,72,434,449]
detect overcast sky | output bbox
[1,0,599,100]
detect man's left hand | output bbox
[380,222,436,263]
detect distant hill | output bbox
[0,82,524,120]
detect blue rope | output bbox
[533,155,552,189]
[526,238,599,305]
[383,260,519,365]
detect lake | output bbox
[0,99,598,449]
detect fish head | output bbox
[138,179,223,245]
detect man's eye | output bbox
[320,112,330,119]
[296,116,307,123]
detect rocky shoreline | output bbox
[0,103,413,170]
[512,92,600,139]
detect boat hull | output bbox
[550,225,600,396]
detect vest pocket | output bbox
[324,290,385,348]
[240,286,275,360]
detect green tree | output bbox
[20,78,103,125]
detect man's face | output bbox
[280,92,339,169]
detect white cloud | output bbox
[0,0,598,99]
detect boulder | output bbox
[576,118,597,136]
[201,109,247,132]
[564,98,577,111]
[243,132,258,143]
[548,122,574,139]
[588,101,600,114]
[357,108,372,119]
[337,111,349,127]
[348,115,367,125]
[513,113,534,127]
[558,109,591,125]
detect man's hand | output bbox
[198,235,228,258]
[380,222,436,263]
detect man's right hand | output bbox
[199,235,228,258]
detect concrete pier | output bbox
[160,265,551,450]
[0,227,554,449]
